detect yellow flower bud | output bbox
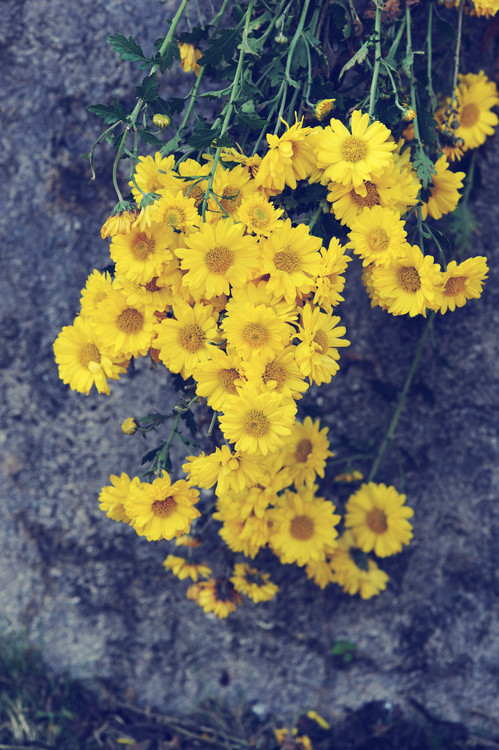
[121,417,138,435]
[402,107,417,122]
[152,113,171,129]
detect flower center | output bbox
[274,249,301,273]
[116,308,144,333]
[342,136,368,162]
[205,245,234,273]
[79,342,101,367]
[263,361,285,389]
[252,207,269,226]
[242,409,270,437]
[132,232,155,261]
[242,321,270,348]
[218,367,239,393]
[444,275,467,296]
[352,181,380,208]
[145,277,161,292]
[366,507,388,534]
[313,329,329,354]
[290,514,314,540]
[460,103,479,128]
[178,323,206,352]
[220,185,242,214]
[183,182,205,206]
[398,266,421,292]
[164,207,186,228]
[294,438,313,463]
[152,496,177,518]
[367,227,390,253]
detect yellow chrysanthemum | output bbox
[281,417,333,488]
[208,164,257,219]
[295,303,350,385]
[261,219,323,303]
[163,554,211,581]
[471,0,499,17]
[305,557,336,589]
[313,237,351,312]
[347,205,407,266]
[183,445,267,496]
[218,385,297,455]
[255,117,317,194]
[176,219,260,299]
[218,515,270,558]
[124,471,200,541]
[315,110,396,192]
[192,348,245,409]
[101,209,138,239]
[226,280,299,324]
[178,42,203,75]
[187,579,241,618]
[79,269,114,317]
[149,189,199,232]
[455,71,499,150]
[154,301,220,377]
[345,482,414,557]
[432,256,488,313]
[314,98,336,121]
[242,345,309,400]
[98,472,140,523]
[367,244,441,317]
[53,315,127,395]
[91,288,156,359]
[230,563,279,603]
[115,270,175,314]
[129,153,175,204]
[269,487,340,565]
[110,223,173,284]
[238,193,284,235]
[221,301,293,363]
[420,155,465,221]
[330,531,389,599]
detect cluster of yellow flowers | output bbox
[437,0,499,17]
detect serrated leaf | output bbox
[199,25,242,67]
[413,146,436,189]
[141,446,162,465]
[236,101,268,129]
[239,36,262,56]
[138,129,163,146]
[136,73,159,104]
[108,33,151,68]
[157,40,181,72]
[177,26,207,45]
[338,36,374,80]
[187,116,222,149]
[86,100,125,124]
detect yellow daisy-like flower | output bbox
[269,487,341,565]
[281,416,334,488]
[178,42,203,75]
[330,531,389,599]
[420,155,465,221]
[154,301,220,377]
[98,472,140,523]
[314,98,336,121]
[218,385,297,455]
[129,153,175,204]
[470,0,499,17]
[345,482,414,557]
[242,345,309,400]
[238,193,284,235]
[91,288,156,359]
[455,71,499,151]
[160,158,211,207]
[192,347,245,410]
[79,269,114,317]
[368,244,441,317]
[305,556,336,589]
[53,315,127,395]
[187,579,241,618]
[347,205,407,266]
[295,302,350,385]
[124,471,201,541]
[101,209,138,239]
[218,515,270,558]
[315,110,396,192]
[221,301,293,363]
[176,219,260,299]
[261,219,323,303]
[149,189,199,232]
[110,223,173,284]
[163,554,211,582]
[433,256,488,313]
[313,237,351,312]
[230,563,279,603]
[208,164,257,219]
[116,270,175,314]
[183,445,266,495]
[255,117,317,194]
[226,280,299,324]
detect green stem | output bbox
[87,120,121,182]
[446,0,465,132]
[405,4,422,147]
[207,410,218,437]
[112,129,128,202]
[426,1,437,113]
[367,314,434,482]
[308,204,322,232]
[368,2,382,120]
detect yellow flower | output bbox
[420,155,465,220]
[470,0,499,17]
[281,417,334,488]
[178,42,203,75]
[218,515,270,558]
[347,205,407,266]
[176,219,260,299]
[345,482,414,557]
[53,315,127,395]
[368,244,441,317]
[261,219,323,303]
[149,189,199,232]
[295,303,350,385]
[192,348,245,409]
[241,345,309,400]
[129,153,176,204]
[255,117,317,194]
[305,557,336,589]
[125,471,200,541]
[330,531,389,599]
[98,472,140,523]
[79,269,114,317]
[238,193,284,235]
[154,301,220,377]
[101,208,138,239]
[313,237,351,312]
[91,288,156,359]
[160,158,211,206]
[110,223,173,284]
[314,98,336,121]
[433,256,488,313]
[183,445,267,495]
[208,164,257,219]
[455,71,499,150]
[230,563,279,603]
[218,385,297,455]
[187,579,241,618]
[116,268,178,314]
[163,555,211,581]
[269,487,341,565]
[315,110,396,192]
[221,300,293,363]
[121,417,138,435]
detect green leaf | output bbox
[157,40,181,72]
[330,1,352,39]
[187,116,222,149]
[413,146,436,189]
[236,101,268,130]
[136,73,159,103]
[86,99,125,124]
[199,25,242,67]
[107,33,152,68]
[239,35,263,56]
[138,129,163,146]
[177,27,207,45]
[338,36,374,80]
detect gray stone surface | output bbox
[1,0,499,730]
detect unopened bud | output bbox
[121,417,138,435]
[153,113,171,129]
[402,107,417,122]
[274,31,287,44]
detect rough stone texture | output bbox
[1,0,498,730]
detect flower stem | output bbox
[368,2,382,120]
[112,129,128,202]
